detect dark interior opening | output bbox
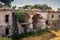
[5,15,9,22]
[5,28,9,35]
[22,25,27,32]
[32,14,41,29]
[46,20,48,25]
[59,15,60,18]
[18,19,25,23]
[52,15,54,18]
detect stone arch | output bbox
[20,13,31,32]
[32,14,46,30]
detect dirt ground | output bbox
[22,30,60,40]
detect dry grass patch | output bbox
[22,33,55,40]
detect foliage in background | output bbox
[12,6,16,9]
[39,4,52,10]
[57,8,60,11]
[23,4,52,10]
[0,0,14,6]
[31,4,40,9]
[23,5,32,9]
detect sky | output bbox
[11,0,60,10]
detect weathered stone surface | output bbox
[0,8,13,36]
[0,8,60,36]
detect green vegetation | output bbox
[0,37,12,40]
[15,11,26,19]
[12,6,16,9]
[0,3,2,6]
[51,20,55,24]
[39,4,52,10]
[0,29,51,40]
[57,8,60,11]
[0,0,14,6]
[11,29,51,40]
[23,4,52,10]
[15,11,26,23]
[32,4,40,9]
[23,5,32,9]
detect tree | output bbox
[39,4,52,10]
[0,0,14,6]
[57,8,60,11]
[23,5,32,9]
[0,3,2,5]
[32,4,40,9]
[23,4,52,10]
[12,6,16,9]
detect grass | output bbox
[11,29,51,40]
[0,37,12,40]
[0,29,51,40]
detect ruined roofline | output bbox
[21,9,60,13]
[0,8,15,11]
[46,10,60,13]
[0,8,59,13]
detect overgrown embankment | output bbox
[11,29,56,40]
[0,29,57,40]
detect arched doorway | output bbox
[32,14,46,30]
[20,14,30,32]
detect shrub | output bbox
[11,29,51,40]
[15,11,26,23]
[15,11,26,19]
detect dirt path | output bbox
[50,30,60,40]
[22,30,60,40]
[50,37,60,40]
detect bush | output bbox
[15,11,26,20]
[11,29,51,40]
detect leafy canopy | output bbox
[0,0,14,6]
[15,11,26,20]
[15,11,26,23]
[23,4,52,10]
[57,8,60,11]
[23,5,32,9]
[39,4,52,10]
[12,6,16,9]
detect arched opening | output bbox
[32,14,42,29]
[32,14,46,30]
[22,25,27,32]
[5,28,9,35]
[20,14,30,32]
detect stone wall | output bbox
[0,9,13,36]
[48,12,60,25]
[17,9,60,32]
[0,9,60,36]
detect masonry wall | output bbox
[48,12,60,24]
[0,9,60,36]
[0,10,13,36]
